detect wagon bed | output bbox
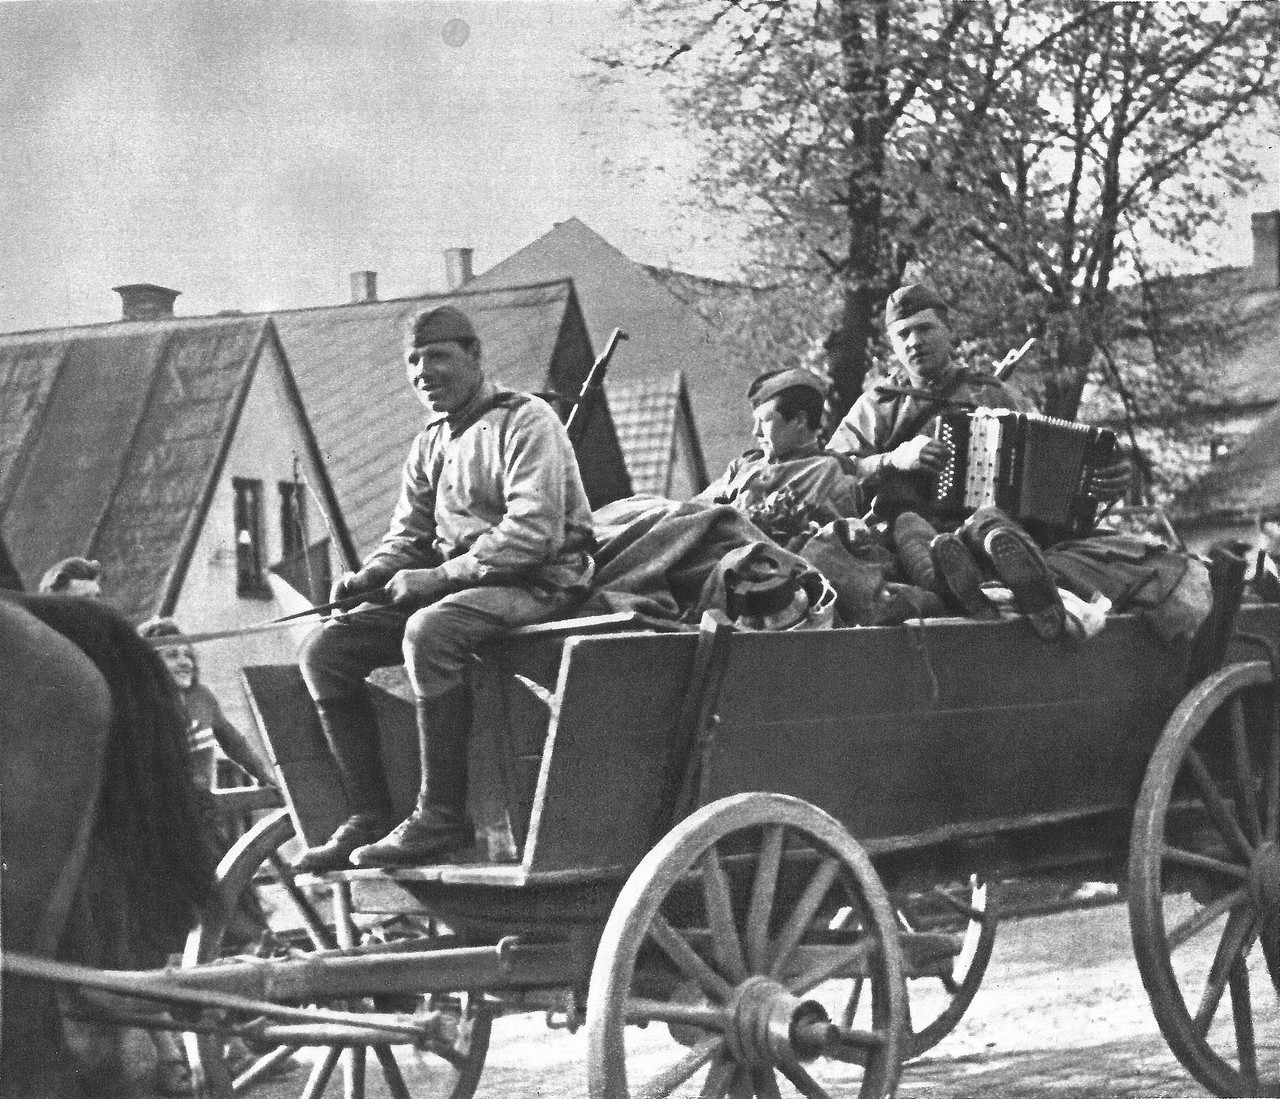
[10,601,1280,1098]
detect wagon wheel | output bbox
[183,809,491,1099]
[586,791,906,1099]
[1130,660,1280,1097]
[841,875,998,1060]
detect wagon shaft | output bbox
[4,935,576,1011]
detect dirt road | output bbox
[111,894,1257,1098]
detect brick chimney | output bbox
[350,270,378,303]
[444,248,474,291]
[113,283,180,321]
[1250,210,1280,291]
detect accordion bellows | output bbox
[932,410,1118,537]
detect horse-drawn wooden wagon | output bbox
[7,587,1280,1098]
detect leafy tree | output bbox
[595,0,973,419]
[917,0,1280,427]
[596,0,1280,454]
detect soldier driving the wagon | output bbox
[695,367,862,537]
[294,305,596,872]
[827,283,1208,646]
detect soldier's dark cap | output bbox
[884,283,949,328]
[38,556,100,591]
[408,305,477,348]
[747,368,830,408]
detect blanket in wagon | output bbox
[580,495,810,626]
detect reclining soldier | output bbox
[828,283,1208,646]
[294,305,596,872]
[695,367,861,530]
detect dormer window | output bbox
[1208,435,1229,462]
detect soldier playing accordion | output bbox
[827,283,1210,646]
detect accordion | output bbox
[931,410,1118,536]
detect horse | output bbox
[0,592,218,1097]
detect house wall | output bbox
[172,338,344,749]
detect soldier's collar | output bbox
[768,439,822,464]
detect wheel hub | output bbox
[1250,841,1280,913]
[723,975,832,1068]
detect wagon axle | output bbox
[721,974,833,1068]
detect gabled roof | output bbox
[607,373,707,496]
[1174,397,1280,523]
[467,217,757,478]
[271,278,603,557]
[0,315,277,618]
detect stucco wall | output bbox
[171,339,348,754]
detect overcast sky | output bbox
[1,0,1277,334]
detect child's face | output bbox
[158,644,196,690]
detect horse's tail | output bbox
[17,594,218,958]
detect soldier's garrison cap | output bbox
[409,305,477,347]
[747,368,830,409]
[884,283,950,327]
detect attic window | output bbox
[1208,435,1229,462]
[233,477,269,598]
[279,481,307,559]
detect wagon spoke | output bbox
[373,1044,413,1099]
[768,856,840,981]
[1230,698,1264,845]
[1194,908,1257,1037]
[635,1035,724,1099]
[1229,957,1258,1086]
[693,1050,737,1099]
[746,825,786,974]
[1167,888,1251,951]
[650,913,735,1002]
[1162,844,1250,881]
[702,845,750,983]
[752,1066,784,1098]
[727,1065,754,1099]
[1185,747,1254,863]
[790,939,875,995]
[301,1043,340,1099]
[270,853,339,952]
[342,1043,366,1098]
[626,996,727,1032]
[232,1043,301,1090]
[841,977,863,1030]
[778,1057,832,1098]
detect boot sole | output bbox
[930,536,999,620]
[349,837,476,868]
[984,529,1064,641]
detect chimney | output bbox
[112,283,180,321]
[349,270,378,303]
[1250,210,1280,291]
[444,247,474,291]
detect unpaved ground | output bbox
[106,896,1255,1098]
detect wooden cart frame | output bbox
[8,598,1280,1099]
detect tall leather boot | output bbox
[292,694,395,873]
[893,512,941,593]
[350,688,476,868]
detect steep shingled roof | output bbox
[0,315,274,619]
[466,217,754,481]
[272,278,624,558]
[606,373,707,496]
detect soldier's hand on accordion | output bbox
[888,435,950,474]
[1089,459,1132,504]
